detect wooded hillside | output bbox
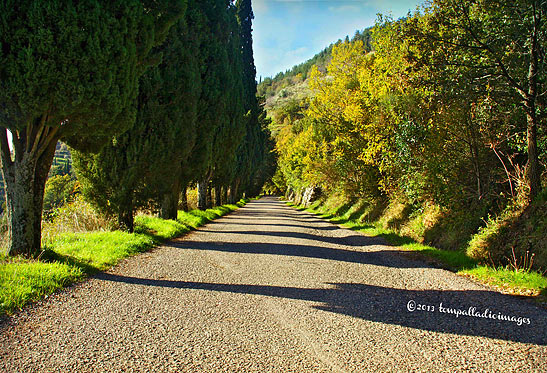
[262,0,547,271]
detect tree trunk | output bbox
[229,179,240,204]
[465,115,483,201]
[160,179,181,220]
[214,185,221,206]
[0,126,59,257]
[221,186,228,205]
[525,105,541,200]
[33,138,58,251]
[197,180,208,210]
[118,206,134,233]
[206,184,213,209]
[523,3,541,200]
[180,185,188,211]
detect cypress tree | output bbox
[0,0,185,256]
[74,3,202,230]
[231,0,272,200]
[210,3,246,205]
[184,0,236,210]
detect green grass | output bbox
[290,199,546,299]
[135,215,190,241]
[46,231,156,271]
[0,199,249,316]
[0,256,84,314]
[460,266,547,296]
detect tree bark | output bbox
[465,114,483,201]
[197,180,208,210]
[118,206,134,233]
[180,185,188,211]
[214,185,221,206]
[160,179,181,220]
[221,186,228,205]
[0,126,59,257]
[229,179,240,204]
[524,5,542,200]
[33,139,58,250]
[525,104,541,200]
[206,184,213,209]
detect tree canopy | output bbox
[267,0,546,268]
[0,0,186,255]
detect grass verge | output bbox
[0,199,248,316]
[287,200,547,301]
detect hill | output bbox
[257,27,373,103]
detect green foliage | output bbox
[222,0,274,201]
[42,174,79,219]
[0,0,185,148]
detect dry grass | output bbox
[41,196,114,244]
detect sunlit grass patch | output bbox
[0,258,83,314]
[460,266,547,296]
[47,231,155,271]
[135,215,190,241]
[178,201,243,228]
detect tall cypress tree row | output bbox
[74,5,201,231]
[231,0,272,200]
[210,3,246,205]
[186,0,237,210]
[0,0,185,255]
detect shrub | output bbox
[42,196,114,244]
[43,175,80,219]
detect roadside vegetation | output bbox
[264,1,546,301]
[288,195,547,302]
[0,197,247,316]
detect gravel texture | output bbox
[1,197,546,372]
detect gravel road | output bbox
[1,197,546,372]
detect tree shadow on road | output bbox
[209,221,339,232]
[196,229,386,247]
[170,240,429,269]
[95,273,547,345]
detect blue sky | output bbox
[252,0,424,79]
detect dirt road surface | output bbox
[1,197,546,372]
